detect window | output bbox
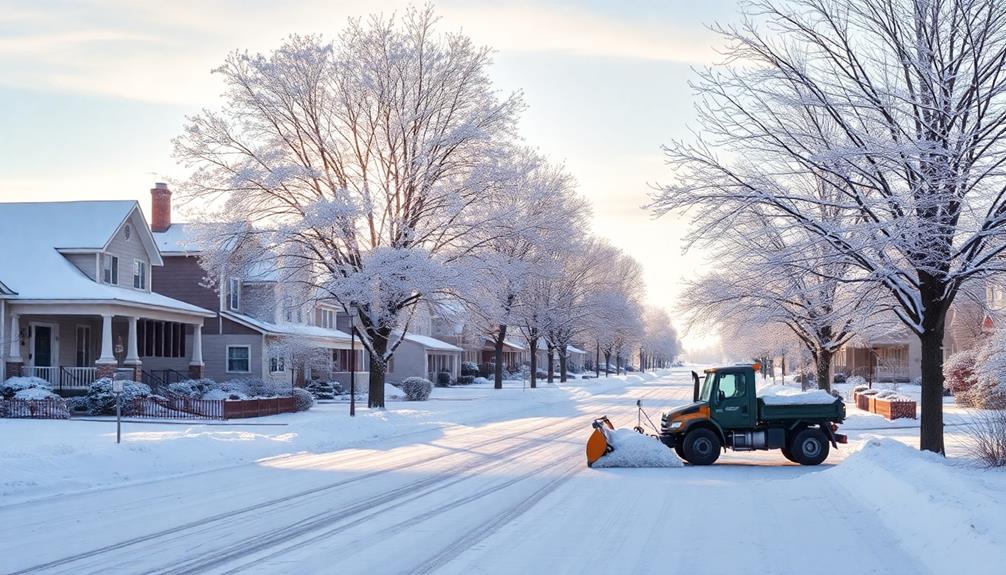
[133,260,147,290]
[123,223,131,240]
[227,346,251,373]
[717,373,744,400]
[333,349,364,371]
[269,354,286,373]
[228,278,241,311]
[102,255,118,284]
[320,308,335,329]
[138,320,186,358]
[75,325,92,367]
[283,297,302,323]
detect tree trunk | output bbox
[815,349,833,394]
[547,346,555,383]
[559,352,568,383]
[604,352,611,376]
[528,337,538,389]
[640,350,646,373]
[919,326,946,454]
[367,331,390,408]
[595,341,601,378]
[616,352,621,375]
[493,324,507,390]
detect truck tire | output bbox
[674,440,686,461]
[781,445,798,463]
[789,428,830,465]
[682,428,721,465]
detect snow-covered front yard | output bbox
[1,369,1003,574]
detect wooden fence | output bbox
[1,398,71,419]
[127,396,298,420]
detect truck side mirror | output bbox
[691,371,700,402]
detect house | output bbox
[534,341,588,374]
[834,281,1003,382]
[364,304,463,384]
[147,183,365,387]
[426,303,527,375]
[0,199,215,390]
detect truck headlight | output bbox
[668,421,683,431]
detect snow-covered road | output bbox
[2,370,1002,574]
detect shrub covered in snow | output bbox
[846,375,866,388]
[456,375,475,385]
[1,376,52,400]
[963,379,1006,410]
[943,349,978,405]
[401,377,433,401]
[226,378,287,398]
[65,396,89,414]
[305,380,338,400]
[167,379,214,399]
[460,361,479,377]
[202,388,249,401]
[13,388,61,401]
[436,371,451,387]
[292,388,315,411]
[473,377,491,386]
[833,372,847,383]
[968,332,1006,409]
[84,379,153,415]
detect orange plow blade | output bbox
[586,416,615,467]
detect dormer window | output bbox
[228,278,241,311]
[102,255,118,285]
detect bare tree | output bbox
[653,0,1006,453]
[173,8,525,407]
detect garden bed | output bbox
[853,390,916,420]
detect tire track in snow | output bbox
[9,416,573,575]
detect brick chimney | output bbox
[150,182,172,232]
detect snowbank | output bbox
[757,385,837,405]
[591,429,682,468]
[827,438,1006,571]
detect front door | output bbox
[712,371,753,429]
[32,325,53,367]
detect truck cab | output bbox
[660,365,846,466]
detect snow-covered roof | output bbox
[0,201,211,316]
[222,311,351,342]
[153,223,203,255]
[567,344,587,355]
[402,333,464,352]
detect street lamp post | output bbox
[350,325,356,417]
[112,378,123,444]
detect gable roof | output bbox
[222,311,352,342]
[0,201,210,315]
[402,333,464,352]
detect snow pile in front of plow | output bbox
[757,385,837,405]
[592,429,683,468]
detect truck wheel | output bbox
[682,428,721,465]
[789,428,830,465]
[674,440,686,461]
[781,445,797,463]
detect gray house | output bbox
[148,184,364,387]
[0,199,214,389]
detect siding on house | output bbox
[201,333,263,382]
[151,256,220,312]
[64,253,99,281]
[104,212,152,292]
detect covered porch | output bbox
[3,301,213,391]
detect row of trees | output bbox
[654,0,1006,454]
[174,7,679,405]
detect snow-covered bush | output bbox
[964,379,1006,410]
[14,388,61,401]
[401,377,432,401]
[846,375,866,388]
[833,372,847,383]
[944,349,977,405]
[202,388,249,401]
[473,377,491,386]
[305,380,338,400]
[84,379,152,415]
[436,371,451,387]
[224,378,287,398]
[292,388,314,411]
[1,376,52,400]
[167,379,214,399]
[65,396,89,414]
[969,332,1006,409]
[457,375,475,385]
[461,361,479,377]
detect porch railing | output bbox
[20,366,97,390]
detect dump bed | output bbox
[757,398,846,423]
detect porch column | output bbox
[6,312,22,378]
[188,323,204,379]
[123,316,142,381]
[95,314,117,379]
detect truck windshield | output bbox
[699,373,715,402]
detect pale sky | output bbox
[0,0,739,353]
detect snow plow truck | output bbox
[587,364,847,466]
